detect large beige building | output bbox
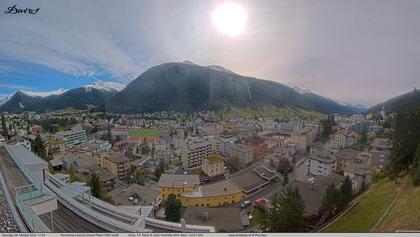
[330,131,358,150]
[202,155,225,177]
[290,127,317,150]
[96,152,130,179]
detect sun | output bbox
[212,2,247,37]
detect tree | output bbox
[321,115,335,139]
[69,164,77,182]
[359,128,368,145]
[322,184,339,218]
[106,126,114,146]
[1,114,8,137]
[256,188,308,232]
[165,194,181,222]
[337,176,353,211]
[90,174,103,199]
[32,134,47,160]
[141,144,150,155]
[388,104,420,179]
[154,159,165,180]
[135,169,149,186]
[410,143,420,186]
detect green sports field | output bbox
[128,129,160,137]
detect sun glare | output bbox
[212,2,247,37]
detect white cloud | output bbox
[0,0,419,104]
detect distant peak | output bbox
[84,80,126,92]
[182,60,196,65]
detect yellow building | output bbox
[157,174,200,199]
[202,155,225,177]
[96,152,130,179]
[180,180,245,207]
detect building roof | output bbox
[59,152,100,170]
[371,138,390,149]
[309,154,337,163]
[229,143,254,153]
[282,180,327,216]
[107,183,159,206]
[312,174,344,187]
[227,162,271,193]
[336,149,360,161]
[204,155,224,164]
[106,152,130,163]
[3,144,48,171]
[182,180,242,198]
[343,166,373,176]
[50,157,64,167]
[157,174,200,188]
[183,207,244,232]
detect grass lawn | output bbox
[128,129,160,137]
[375,178,420,232]
[324,178,398,232]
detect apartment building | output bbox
[309,154,338,176]
[218,134,237,157]
[243,135,269,161]
[228,143,254,169]
[329,131,358,150]
[97,152,130,179]
[202,155,225,178]
[55,129,87,147]
[182,138,218,169]
[290,127,317,150]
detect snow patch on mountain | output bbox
[0,91,17,106]
[292,86,313,94]
[20,88,67,97]
[84,80,126,92]
[207,65,236,74]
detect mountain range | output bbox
[0,81,123,113]
[1,62,369,114]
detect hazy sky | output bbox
[1,0,419,106]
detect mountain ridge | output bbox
[105,62,359,114]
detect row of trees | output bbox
[387,102,420,185]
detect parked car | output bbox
[240,200,251,209]
[255,198,266,206]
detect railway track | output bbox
[39,202,106,233]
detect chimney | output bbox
[311,180,314,191]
